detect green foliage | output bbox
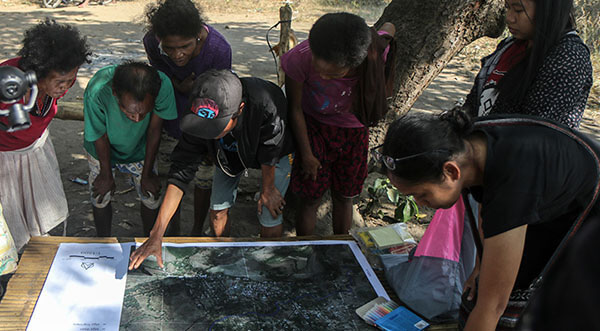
[361,177,388,219]
[360,177,419,223]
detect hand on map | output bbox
[302,153,321,181]
[257,186,285,218]
[129,235,163,270]
[92,172,115,202]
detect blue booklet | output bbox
[374,306,429,331]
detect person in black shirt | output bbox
[129,69,294,270]
[521,218,600,331]
[374,110,600,331]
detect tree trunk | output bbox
[376,0,505,118]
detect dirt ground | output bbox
[0,1,598,242]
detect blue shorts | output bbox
[210,154,293,227]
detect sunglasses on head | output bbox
[370,145,450,171]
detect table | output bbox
[0,235,457,330]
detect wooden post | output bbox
[277,3,293,86]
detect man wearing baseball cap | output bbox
[129,69,294,269]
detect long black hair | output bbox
[497,0,575,102]
[382,109,473,183]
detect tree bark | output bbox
[376,0,505,118]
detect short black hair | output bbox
[18,18,91,80]
[146,0,205,39]
[308,12,371,68]
[112,61,161,102]
[382,109,472,183]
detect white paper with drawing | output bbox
[27,243,133,331]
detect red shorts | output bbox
[291,114,369,200]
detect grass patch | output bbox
[587,53,600,116]
[575,0,599,54]
[575,0,600,115]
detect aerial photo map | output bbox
[120,242,383,330]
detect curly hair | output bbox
[18,18,91,80]
[145,0,205,39]
[308,12,371,68]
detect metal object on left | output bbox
[0,66,38,132]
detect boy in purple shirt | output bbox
[282,13,395,236]
[143,0,232,235]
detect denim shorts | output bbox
[210,153,293,227]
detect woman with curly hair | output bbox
[143,0,232,235]
[0,18,91,251]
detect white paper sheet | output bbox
[27,243,134,331]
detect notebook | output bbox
[368,227,405,249]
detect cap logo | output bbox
[191,98,219,119]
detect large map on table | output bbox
[27,241,387,331]
[121,242,384,330]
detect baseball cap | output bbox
[180,69,243,139]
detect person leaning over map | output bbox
[0,19,91,251]
[83,61,177,237]
[143,0,233,236]
[129,69,295,270]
